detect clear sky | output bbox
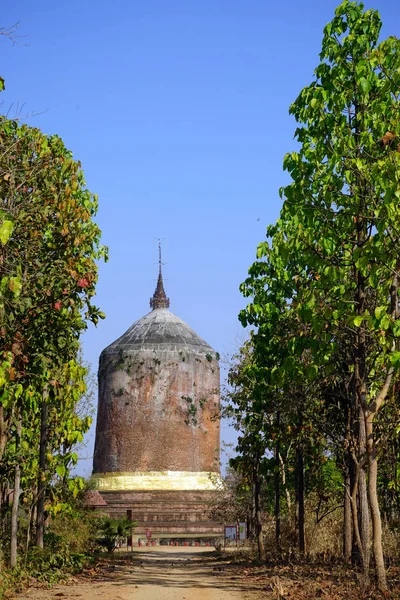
[2,0,399,475]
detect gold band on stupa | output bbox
[92,471,223,492]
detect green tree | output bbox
[224,341,268,561]
[0,119,107,566]
[241,0,400,589]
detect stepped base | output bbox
[96,489,224,539]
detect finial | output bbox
[158,243,162,275]
[150,242,170,310]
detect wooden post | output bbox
[127,509,133,550]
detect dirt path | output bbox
[17,547,264,600]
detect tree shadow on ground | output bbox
[84,549,261,592]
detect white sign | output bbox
[225,525,237,541]
[239,522,247,541]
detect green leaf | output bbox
[390,352,400,369]
[58,336,66,348]
[359,77,372,93]
[374,306,386,319]
[380,314,391,330]
[0,219,13,244]
[56,465,66,478]
[8,276,22,297]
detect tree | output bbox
[224,341,268,561]
[241,0,400,589]
[0,119,107,566]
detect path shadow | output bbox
[85,549,260,593]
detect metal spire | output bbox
[150,242,170,310]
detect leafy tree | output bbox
[241,0,400,589]
[224,341,269,560]
[0,119,107,566]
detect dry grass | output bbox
[219,549,400,599]
[220,505,400,599]
[260,505,343,561]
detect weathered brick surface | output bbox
[93,311,220,474]
[99,490,224,537]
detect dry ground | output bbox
[15,547,400,600]
[16,547,264,600]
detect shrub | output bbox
[97,517,136,553]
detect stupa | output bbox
[92,248,223,541]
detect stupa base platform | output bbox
[95,489,224,540]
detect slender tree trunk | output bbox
[0,403,9,558]
[36,388,48,548]
[295,446,305,558]
[253,461,265,562]
[31,501,37,536]
[366,413,387,590]
[0,479,9,571]
[395,437,400,517]
[344,402,353,563]
[275,413,281,553]
[343,470,352,562]
[24,502,35,567]
[353,260,370,582]
[358,409,370,573]
[0,405,7,465]
[275,450,281,553]
[10,413,22,568]
[349,459,368,587]
[348,407,369,573]
[349,454,360,564]
[251,482,256,542]
[246,516,251,542]
[350,443,369,584]
[279,452,291,513]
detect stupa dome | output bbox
[101,308,214,356]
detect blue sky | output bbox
[2,0,399,475]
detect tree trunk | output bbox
[36,388,48,548]
[279,452,291,513]
[350,462,366,567]
[349,452,369,586]
[366,413,387,590]
[253,462,265,562]
[275,413,281,553]
[0,405,7,465]
[344,401,353,563]
[10,414,22,568]
[250,481,256,542]
[353,257,370,584]
[358,409,370,573]
[348,408,369,574]
[25,502,35,567]
[343,470,352,562]
[295,446,305,558]
[395,437,400,517]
